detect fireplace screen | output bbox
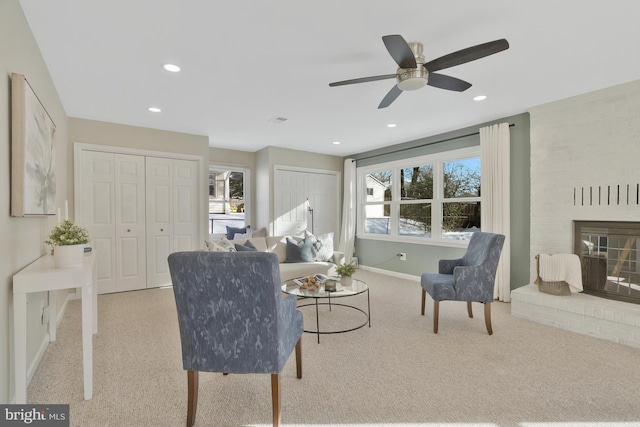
[574,221,640,305]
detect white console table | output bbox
[12,251,98,404]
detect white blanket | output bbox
[538,253,583,293]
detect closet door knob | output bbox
[127,229,131,232]
[160,228,164,232]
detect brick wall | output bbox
[512,285,640,349]
[522,79,640,348]
[529,79,640,278]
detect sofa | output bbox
[206,234,344,282]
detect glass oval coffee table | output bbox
[281,277,370,343]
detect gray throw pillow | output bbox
[285,236,314,262]
[226,225,250,240]
[234,240,258,252]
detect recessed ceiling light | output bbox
[148,107,161,113]
[473,95,487,101]
[386,123,397,128]
[163,64,181,72]
[332,141,341,145]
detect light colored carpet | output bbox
[28,269,640,427]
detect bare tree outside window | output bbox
[399,165,433,236]
[442,158,481,239]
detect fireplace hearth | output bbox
[574,221,640,305]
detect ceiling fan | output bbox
[329,35,509,108]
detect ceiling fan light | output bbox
[397,68,428,91]
[398,78,427,91]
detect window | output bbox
[442,158,481,240]
[358,147,481,244]
[208,167,249,235]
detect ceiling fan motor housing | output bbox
[397,42,428,91]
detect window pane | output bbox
[401,165,433,200]
[366,171,392,202]
[399,203,431,237]
[228,172,244,213]
[209,169,245,234]
[365,204,391,234]
[442,202,481,240]
[443,158,480,198]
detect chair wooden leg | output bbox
[484,302,493,335]
[271,373,281,427]
[295,337,302,379]
[433,300,439,334]
[467,301,473,318]
[187,370,199,427]
[421,289,426,315]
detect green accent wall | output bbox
[351,113,531,289]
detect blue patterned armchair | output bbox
[420,232,505,335]
[168,251,303,427]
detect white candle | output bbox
[64,200,69,220]
[57,208,61,223]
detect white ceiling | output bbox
[19,0,640,157]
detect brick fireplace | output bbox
[575,220,640,305]
[511,284,640,348]
[513,79,640,349]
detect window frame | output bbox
[208,164,251,235]
[357,146,481,247]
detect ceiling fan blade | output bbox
[425,39,509,72]
[378,85,403,109]
[329,74,397,87]
[427,73,472,92]
[382,35,417,69]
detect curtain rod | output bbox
[353,123,515,162]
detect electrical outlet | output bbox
[399,253,407,261]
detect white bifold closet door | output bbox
[274,170,309,237]
[79,150,199,294]
[80,151,147,294]
[274,168,339,239]
[145,157,199,288]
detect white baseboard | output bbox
[27,333,49,386]
[27,291,76,386]
[359,265,421,283]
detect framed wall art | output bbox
[11,73,56,217]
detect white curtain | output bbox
[338,158,356,263]
[480,123,511,302]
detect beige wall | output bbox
[0,0,70,403]
[255,148,271,233]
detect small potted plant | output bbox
[335,261,358,286]
[45,220,91,268]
